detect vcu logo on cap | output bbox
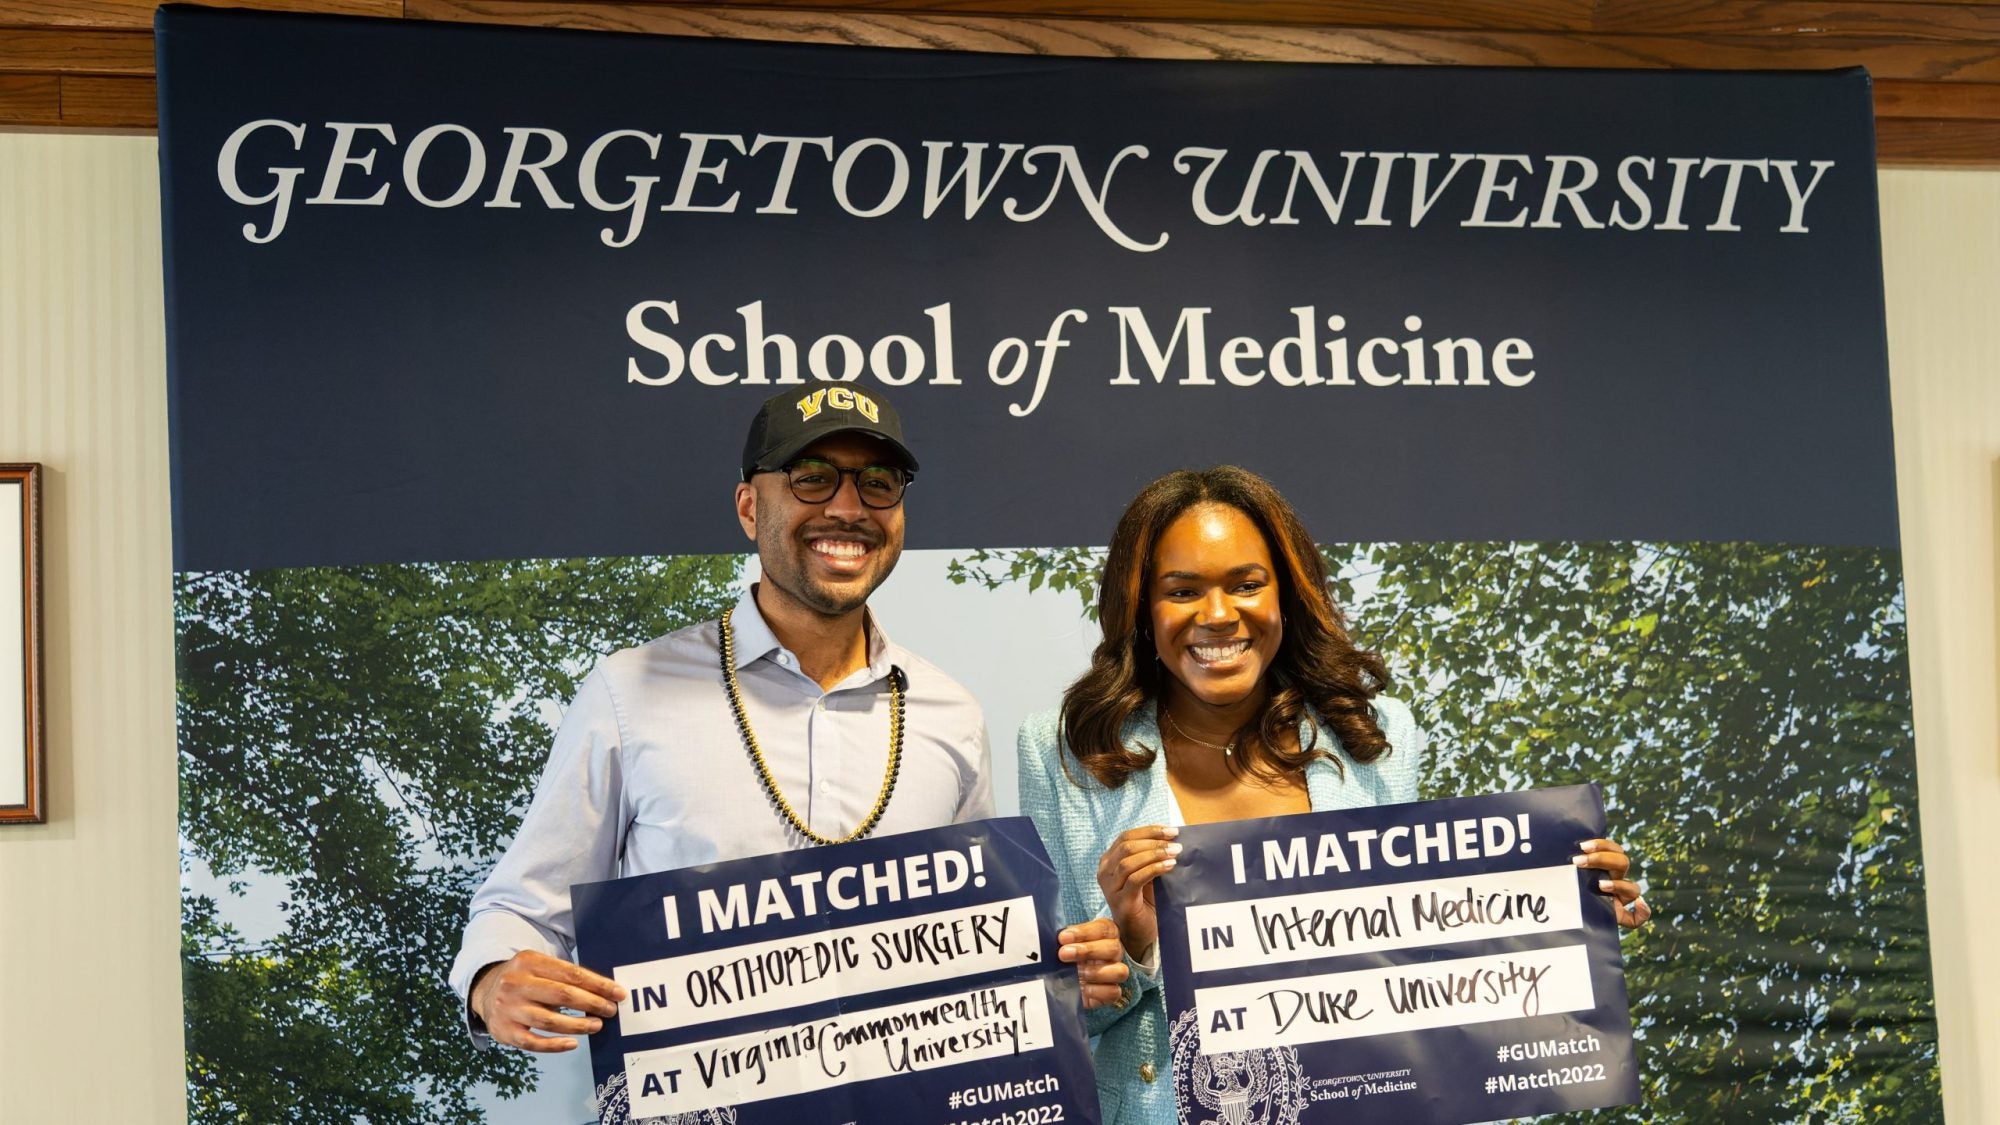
[796,386,881,423]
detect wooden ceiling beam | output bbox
[1592,1,2000,42]
[1875,77,2000,117]
[0,28,154,75]
[566,0,1599,30]
[0,72,60,124]
[405,1,2000,79]
[0,0,1994,164]
[60,73,155,126]
[1878,115,2000,163]
[0,0,400,31]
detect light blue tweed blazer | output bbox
[1017,698,1425,1125]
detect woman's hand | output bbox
[1574,838,1651,929]
[1096,825,1180,960]
[1058,918,1131,1009]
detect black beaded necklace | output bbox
[718,606,904,845]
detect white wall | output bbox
[0,133,1991,1121]
[0,133,183,1120]
[1879,167,2000,1123]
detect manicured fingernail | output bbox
[1571,854,1589,866]
[1162,858,1177,870]
[1578,840,1601,851]
[1598,879,1613,891]
[1161,827,1179,838]
[1164,843,1183,856]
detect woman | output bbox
[1028,467,1648,1125]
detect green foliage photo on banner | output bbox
[156,8,1931,1124]
[176,540,1932,1122]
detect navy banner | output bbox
[157,6,1894,571]
[572,819,1100,1124]
[159,10,1937,1125]
[1154,786,1639,1124]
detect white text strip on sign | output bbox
[623,978,1052,1117]
[1195,943,1596,1054]
[1186,865,1583,973]
[616,895,1038,1035]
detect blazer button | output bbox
[1139,1062,1157,1084]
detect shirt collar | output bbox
[727,586,781,670]
[730,584,898,683]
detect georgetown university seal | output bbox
[1170,1008,1309,1125]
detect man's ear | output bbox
[735,481,758,541]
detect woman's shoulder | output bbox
[1368,694,1419,745]
[1018,707,1064,750]
[1018,705,1155,752]
[1016,705,1157,799]
[1306,694,1419,749]
[1363,694,1425,798]
[1015,707,1078,786]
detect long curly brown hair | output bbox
[1059,466,1393,788]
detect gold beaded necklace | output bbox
[718,606,904,845]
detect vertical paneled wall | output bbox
[0,132,183,1123]
[1879,167,2000,1125]
[0,134,1992,1123]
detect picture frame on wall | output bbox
[2,463,44,825]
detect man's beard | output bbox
[758,516,900,619]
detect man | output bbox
[449,384,996,1051]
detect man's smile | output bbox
[806,532,878,573]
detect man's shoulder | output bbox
[591,617,721,687]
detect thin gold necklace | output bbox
[719,607,903,845]
[1163,707,1235,757]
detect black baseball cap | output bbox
[740,385,919,479]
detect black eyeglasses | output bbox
[761,459,912,509]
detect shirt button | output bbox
[776,653,790,666]
[815,699,826,711]
[1139,1063,1157,1084]
[819,780,830,795]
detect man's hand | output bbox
[470,949,626,1052]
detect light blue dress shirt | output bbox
[450,585,993,1024]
